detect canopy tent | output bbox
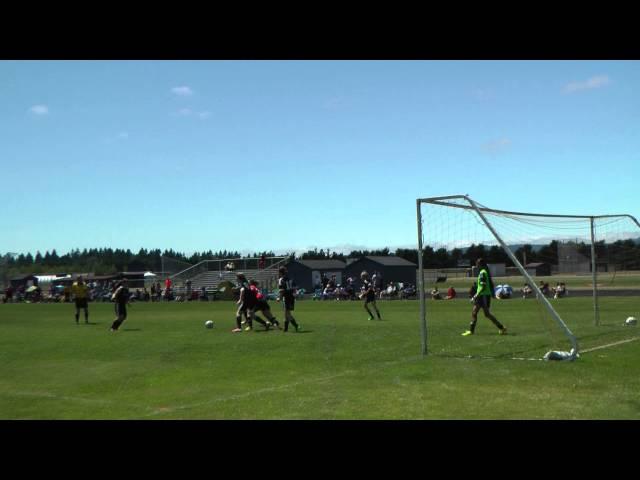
[35,274,72,284]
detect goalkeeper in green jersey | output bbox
[462,258,507,336]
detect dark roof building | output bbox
[284,259,346,292]
[10,274,39,289]
[344,256,417,289]
[525,262,551,276]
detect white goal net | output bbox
[417,195,640,361]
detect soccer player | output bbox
[360,271,382,321]
[110,279,131,332]
[71,275,90,324]
[462,258,507,336]
[278,266,301,332]
[521,283,533,299]
[249,279,280,329]
[445,286,457,300]
[233,273,270,332]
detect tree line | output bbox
[0,248,276,279]
[1,238,639,280]
[292,239,639,270]
[399,239,639,270]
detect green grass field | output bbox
[1,297,639,419]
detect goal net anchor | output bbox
[543,349,579,361]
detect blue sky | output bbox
[1,60,639,256]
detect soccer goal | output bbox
[416,195,640,361]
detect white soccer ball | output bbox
[625,316,637,326]
[205,320,214,329]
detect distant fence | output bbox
[169,256,289,286]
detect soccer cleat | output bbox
[368,316,374,321]
[244,326,252,331]
[240,319,247,325]
[231,327,242,333]
[461,330,473,336]
[295,324,302,332]
[499,328,507,335]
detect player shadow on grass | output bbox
[120,328,142,332]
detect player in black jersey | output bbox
[360,271,382,321]
[278,266,300,332]
[110,279,131,331]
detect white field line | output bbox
[580,336,640,354]
[441,354,543,361]
[2,390,117,406]
[143,371,357,417]
[9,338,639,418]
[505,356,544,361]
[141,355,423,418]
[458,335,640,361]
[5,373,364,418]
[1,354,421,418]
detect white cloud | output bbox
[481,138,511,155]
[174,109,210,119]
[29,104,49,115]
[563,75,610,94]
[171,86,194,96]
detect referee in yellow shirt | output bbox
[71,276,90,324]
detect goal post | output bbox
[417,194,640,360]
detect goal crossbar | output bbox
[419,195,640,224]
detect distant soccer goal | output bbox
[417,195,640,361]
